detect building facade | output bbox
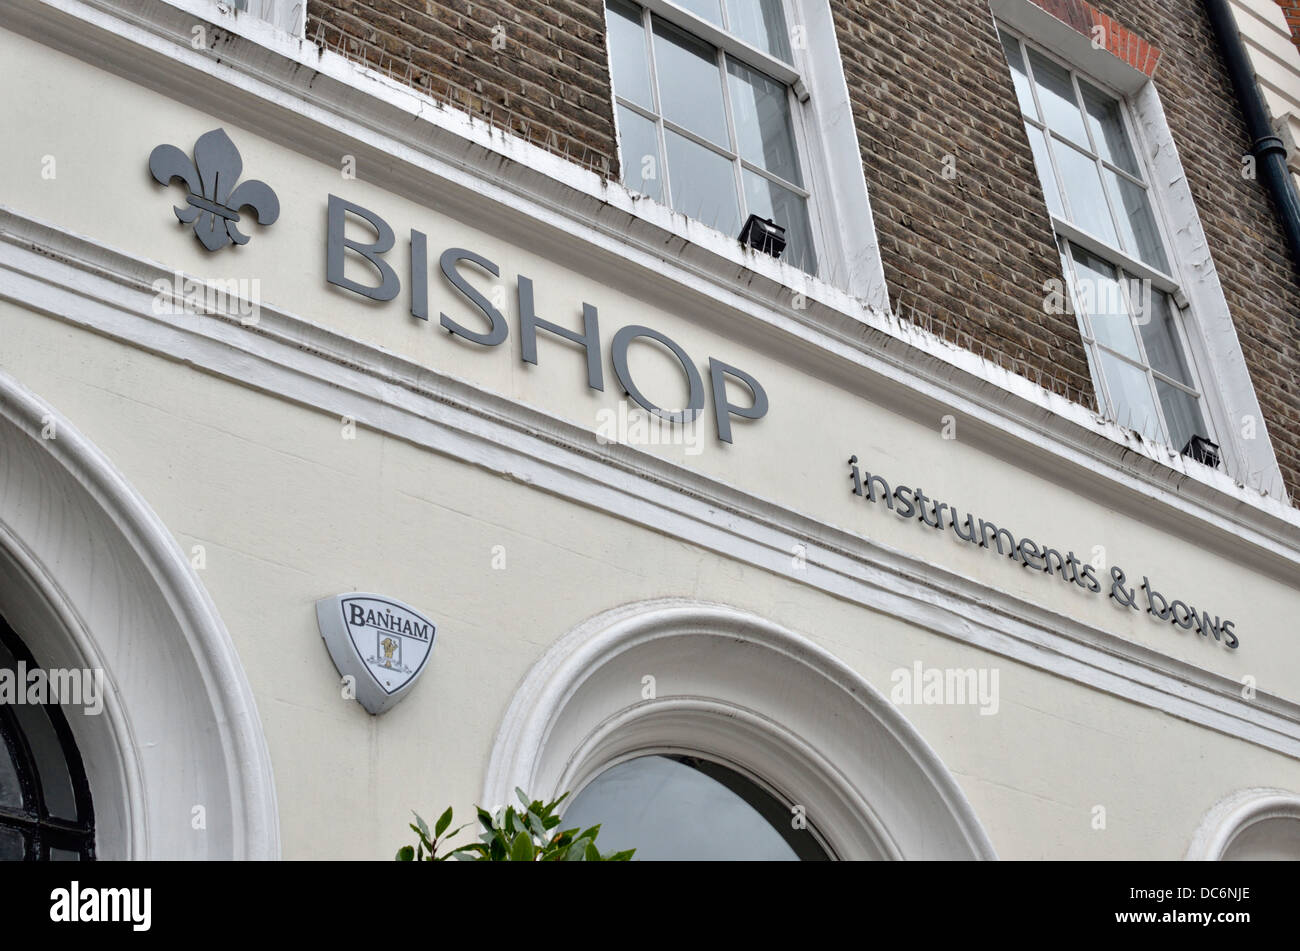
[1,0,1300,860]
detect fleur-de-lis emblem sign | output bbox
[149,128,280,252]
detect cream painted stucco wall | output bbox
[5,301,1300,859]
[0,29,1292,691]
[3,22,1300,859]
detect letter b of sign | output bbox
[149,129,280,252]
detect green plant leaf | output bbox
[398,790,631,862]
[434,806,453,838]
[528,812,548,840]
[444,822,472,842]
[413,812,431,841]
[510,831,536,861]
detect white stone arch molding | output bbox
[483,599,996,860]
[1187,788,1300,860]
[0,370,279,858]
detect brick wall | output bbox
[1278,0,1300,47]
[831,2,1095,410]
[307,0,1300,500]
[834,0,1300,499]
[306,0,619,175]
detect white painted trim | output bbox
[0,533,142,857]
[481,599,998,860]
[0,370,281,858]
[792,0,891,309]
[6,0,1291,508]
[3,210,1299,764]
[1132,82,1284,498]
[989,0,1153,94]
[203,0,303,37]
[1186,786,1300,859]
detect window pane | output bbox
[1071,245,1140,360]
[1054,141,1119,245]
[10,701,76,821]
[1139,289,1194,385]
[653,20,729,145]
[0,737,21,808]
[1025,123,1063,217]
[743,169,816,272]
[617,106,664,202]
[0,827,25,861]
[674,0,722,26]
[1098,349,1161,440]
[50,848,82,861]
[1081,81,1139,175]
[665,129,741,235]
[1027,48,1088,146]
[1000,32,1038,120]
[725,0,791,61]
[564,755,824,860]
[1104,170,1169,272]
[1156,379,1207,454]
[727,59,800,184]
[606,0,654,110]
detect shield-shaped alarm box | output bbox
[316,593,437,715]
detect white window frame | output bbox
[217,0,305,37]
[990,0,1287,496]
[604,0,889,307]
[1000,24,1220,455]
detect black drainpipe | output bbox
[1202,0,1300,277]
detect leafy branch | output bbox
[396,788,635,861]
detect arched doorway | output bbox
[484,599,996,859]
[0,370,279,858]
[0,610,95,860]
[1188,788,1300,860]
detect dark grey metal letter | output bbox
[611,325,704,424]
[439,248,509,346]
[326,194,399,301]
[518,275,603,390]
[708,358,769,443]
[411,230,429,320]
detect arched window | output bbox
[485,600,996,860]
[563,753,829,860]
[0,613,95,860]
[1187,788,1300,861]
